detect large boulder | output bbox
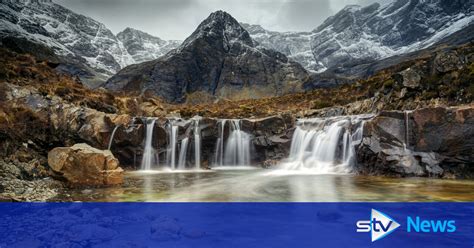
[357,105,474,178]
[48,143,123,186]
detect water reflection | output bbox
[56,169,474,202]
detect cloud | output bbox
[54,0,383,40]
[275,0,332,31]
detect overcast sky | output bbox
[55,0,385,40]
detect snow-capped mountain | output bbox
[241,23,319,72]
[105,11,308,103]
[0,0,180,87]
[244,0,474,72]
[117,28,181,64]
[0,0,131,77]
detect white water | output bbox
[165,117,202,170]
[166,121,178,170]
[279,115,370,174]
[139,115,369,172]
[404,110,413,150]
[215,119,253,166]
[141,118,158,171]
[177,137,189,169]
[193,118,201,169]
[107,125,120,150]
[214,120,227,166]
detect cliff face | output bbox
[105,11,309,103]
[357,106,474,178]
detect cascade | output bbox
[141,118,158,171]
[214,120,227,166]
[107,125,120,150]
[214,119,252,166]
[404,110,412,150]
[177,137,189,169]
[166,121,179,170]
[193,117,201,169]
[280,115,370,173]
[166,117,202,170]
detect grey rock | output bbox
[434,50,465,73]
[357,106,474,178]
[394,68,421,89]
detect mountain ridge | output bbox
[245,0,474,73]
[0,1,181,87]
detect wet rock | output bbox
[245,115,293,164]
[199,117,218,139]
[112,124,144,148]
[252,116,288,136]
[262,159,279,168]
[357,105,474,178]
[254,136,273,147]
[381,148,425,176]
[48,143,124,187]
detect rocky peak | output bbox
[182,10,254,49]
[240,23,268,35]
[117,27,166,44]
[116,27,181,64]
[106,11,308,103]
[315,4,378,33]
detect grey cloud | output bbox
[276,0,332,31]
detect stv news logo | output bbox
[356,209,457,242]
[356,209,400,242]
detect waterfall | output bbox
[214,119,252,166]
[107,125,120,150]
[177,137,189,169]
[166,117,202,170]
[404,110,412,150]
[141,118,158,171]
[166,121,178,170]
[214,120,227,166]
[280,115,370,173]
[193,117,201,169]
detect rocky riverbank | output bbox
[1,42,474,201]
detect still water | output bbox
[55,168,474,202]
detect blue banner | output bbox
[0,203,473,247]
